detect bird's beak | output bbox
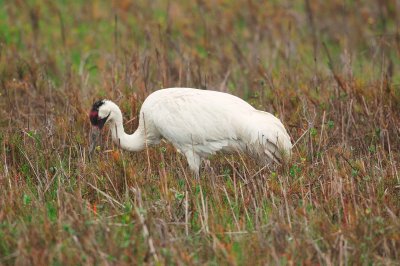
[89,127,101,157]
[97,112,110,130]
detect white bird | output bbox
[89,88,292,177]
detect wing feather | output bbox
[142,88,254,155]
[139,88,292,162]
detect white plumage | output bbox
[89,88,292,176]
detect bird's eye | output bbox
[89,111,110,130]
[89,111,99,126]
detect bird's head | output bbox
[89,100,112,130]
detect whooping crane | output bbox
[89,88,292,177]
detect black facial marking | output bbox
[97,112,110,129]
[92,100,105,112]
[89,100,108,129]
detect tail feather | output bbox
[243,110,292,163]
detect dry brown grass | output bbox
[0,0,400,265]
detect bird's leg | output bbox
[184,150,201,179]
[203,159,212,173]
[193,170,200,180]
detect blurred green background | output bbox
[0,1,399,265]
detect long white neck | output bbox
[107,102,145,152]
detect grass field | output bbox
[1,0,400,265]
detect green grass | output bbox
[0,0,400,265]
